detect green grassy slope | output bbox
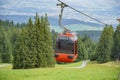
[0,61,119,80]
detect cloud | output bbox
[0,0,120,25]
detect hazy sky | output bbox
[0,0,120,25]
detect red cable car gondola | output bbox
[55,1,78,62]
[55,31,78,62]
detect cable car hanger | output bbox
[57,1,70,32]
[57,0,108,31]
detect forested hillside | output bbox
[76,31,101,42]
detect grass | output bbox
[0,61,120,80]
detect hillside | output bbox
[0,61,119,80]
[76,30,102,42]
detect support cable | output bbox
[57,0,107,27]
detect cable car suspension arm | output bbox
[57,1,69,31]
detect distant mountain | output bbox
[0,15,102,26]
[0,15,105,32]
[0,15,33,23]
[49,17,102,27]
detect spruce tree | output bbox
[76,36,88,61]
[0,26,4,63]
[82,35,93,59]
[25,18,37,68]
[3,32,12,63]
[35,14,55,67]
[96,25,114,63]
[43,14,55,67]
[0,26,12,63]
[112,24,120,60]
[13,28,28,69]
[51,29,57,49]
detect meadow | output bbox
[0,61,120,80]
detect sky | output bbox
[0,0,120,25]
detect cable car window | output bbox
[56,39,74,54]
[59,36,69,40]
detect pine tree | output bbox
[35,14,55,67]
[0,26,12,63]
[0,26,4,63]
[76,36,88,61]
[82,35,93,59]
[51,29,58,49]
[96,25,114,63]
[24,18,37,68]
[13,28,28,69]
[43,14,55,67]
[89,43,97,61]
[112,24,120,60]
[3,32,12,63]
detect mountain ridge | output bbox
[0,15,103,27]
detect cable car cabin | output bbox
[55,32,78,62]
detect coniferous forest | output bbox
[0,13,120,69]
[0,14,55,69]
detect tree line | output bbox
[76,31,101,42]
[76,24,120,63]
